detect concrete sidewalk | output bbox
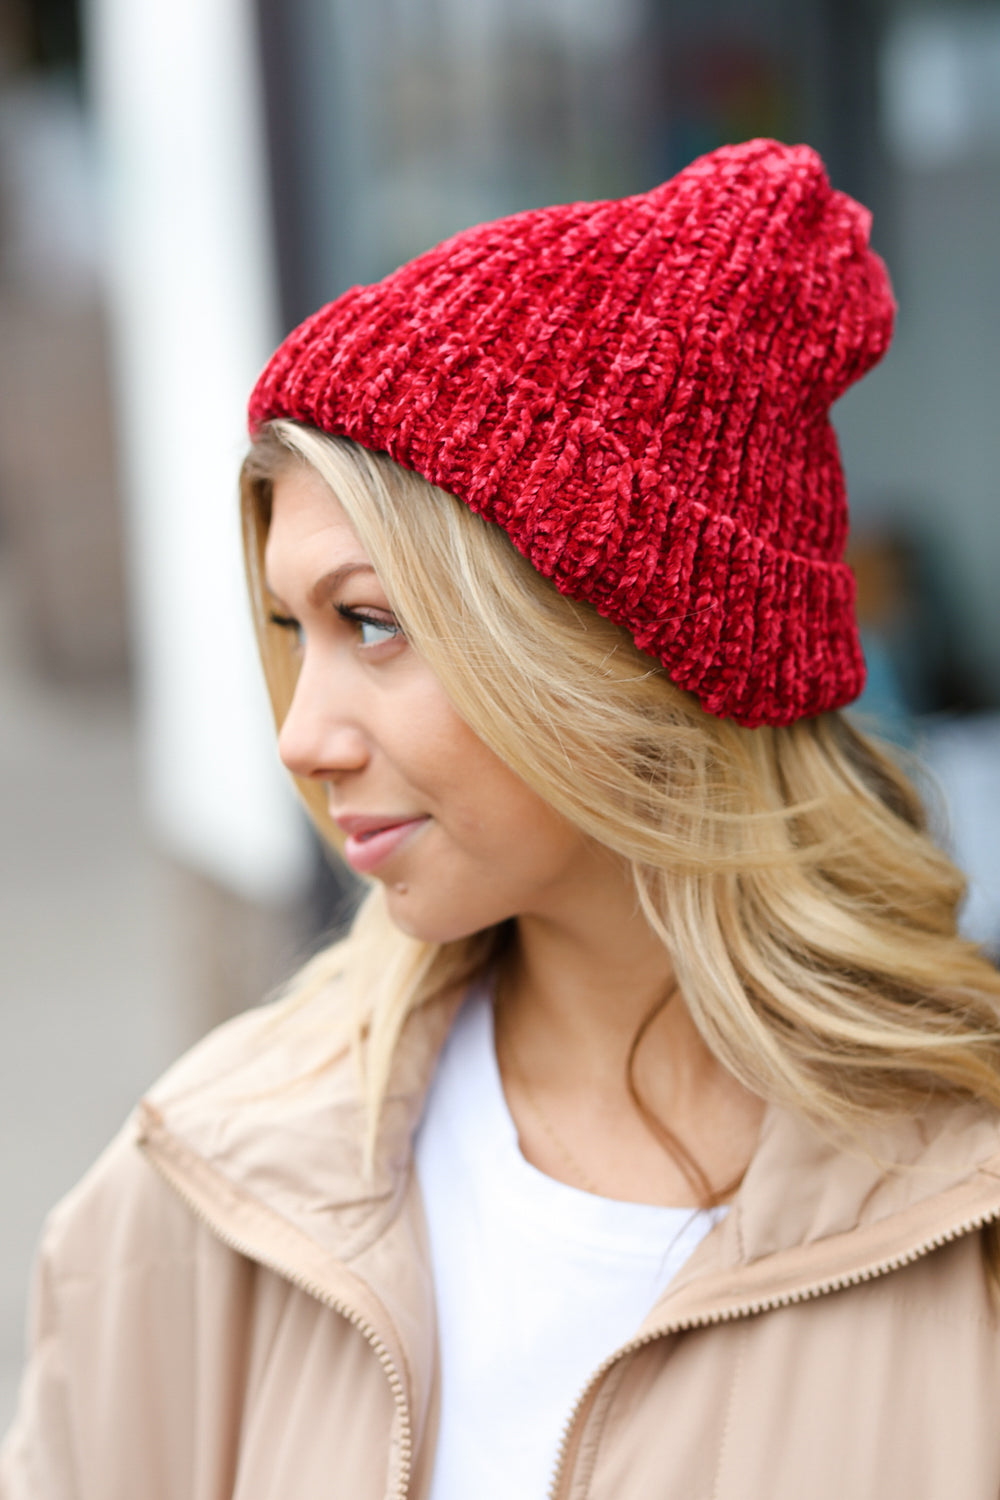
[0,570,182,1435]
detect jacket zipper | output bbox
[141,1140,414,1500]
[546,1202,1000,1500]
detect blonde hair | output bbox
[241,421,1000,1225]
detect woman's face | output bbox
[263,462,611,944]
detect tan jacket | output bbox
[4,983,1000,1500]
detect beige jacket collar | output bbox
[136,984,1000,1432]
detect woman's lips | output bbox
[341,817,429,875]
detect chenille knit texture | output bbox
[249,138,896,726]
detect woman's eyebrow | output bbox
[264,561,377,610]
[306,562,377,608]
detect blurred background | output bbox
[2,0,1000,1429]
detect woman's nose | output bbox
[277,658,369,782]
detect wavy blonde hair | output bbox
[241,421,1000,1228]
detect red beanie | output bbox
[249,138,895,727]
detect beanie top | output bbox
[249,138,895,727]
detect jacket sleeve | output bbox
[0,1230,80,1500]
[0,1118,252,1500]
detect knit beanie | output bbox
[249,138,895,727]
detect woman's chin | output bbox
[382,885,504,946]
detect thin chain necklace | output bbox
[494,1000,603,1196]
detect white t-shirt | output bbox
[414,984,726,1500]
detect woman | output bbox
[5,139,1000,1500]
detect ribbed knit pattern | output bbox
[249,139,895,726]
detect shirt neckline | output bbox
[448,981,727,1257]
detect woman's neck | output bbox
[494,878,765,1207]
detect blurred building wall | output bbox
[0,12,125,682]
[86,0,313,902]
[836,5,1000,704]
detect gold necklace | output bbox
[494,1002,602,1196]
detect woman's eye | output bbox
[337,605,402,649]
[268,611,304,648]
[358,618,399,647]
